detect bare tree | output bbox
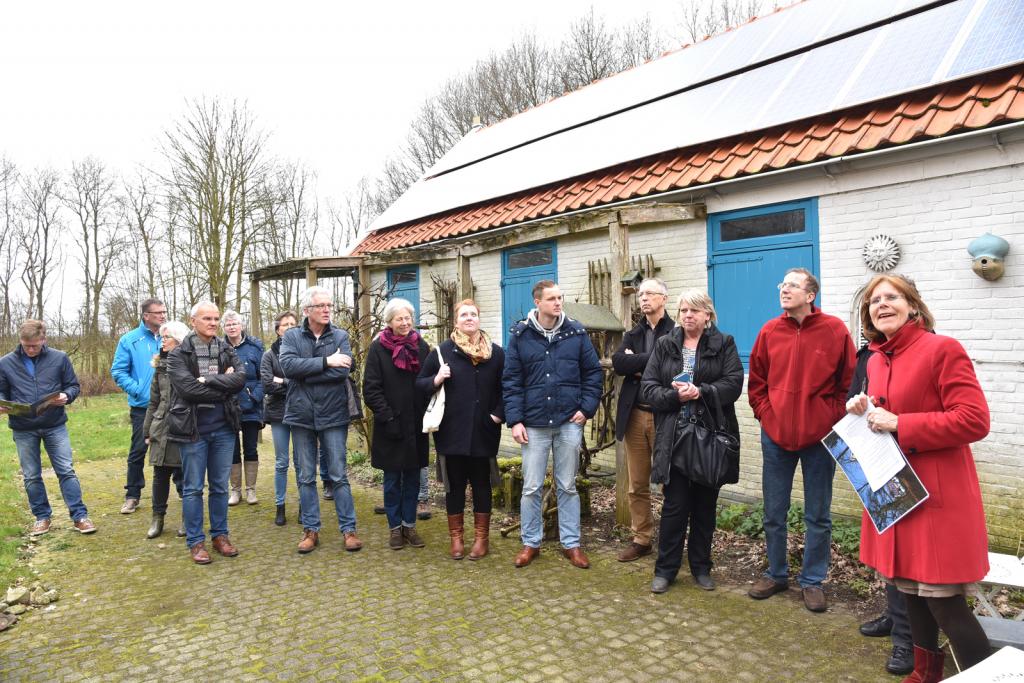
[0,157,20,336]
[18,168,63,319]
[678,0,769,44]
[557,8,622,93]
[620,15,668,68]
[159,98,269,309]
[121,171,162,298]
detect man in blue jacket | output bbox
[0,320,96,536]
[502,280,603,569]
[110,298,166,513]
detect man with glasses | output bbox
[111,298,167,513]
[611,278,674,561]
[0,320,96,536]
[747,268,855,612]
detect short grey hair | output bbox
[638,278,668,295]
[382,298,415,325]
[190,300,218,319]
[676,288,717,324]
[300,286,332,310]
[222,309,244,327]
[159,320,190,344]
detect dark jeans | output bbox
[232,421,261,464]
[655,466,720,581]
[443,455,492,515]
[151,465,183,516]
[383,468,420,529]
[886,583,912,650]
[125,406,148,499]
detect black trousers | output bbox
[125,407,148,499]
[886,583,912,650]
[151,465,183,515]
[654,466,720,581]
[443,455,492,515]
[232,421,261,464]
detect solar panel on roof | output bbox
[371,0,1024,233]
[948,0,1024,78]
[842,0,973,108]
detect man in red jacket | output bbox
[747,268,855,613]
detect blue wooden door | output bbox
[387,265,420,322]
[501,242,557,345]
[708,199,819,366]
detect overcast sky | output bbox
[1,0,686,201]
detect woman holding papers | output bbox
[641,289,743,594]
[847,274,990,680]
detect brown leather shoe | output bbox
[748,576,789,600]
[402,526,425,548]
[562,547,590,569]
[617,542,652,562]
[467,512,490,561]
[343,532,363,552]
[190,542,212,564]
[30,518,51,536]
[802,586,828,613]
[447,514,465,560]
[73,518,97,534]
[211,535,238,557]
[297,529,319,554]
[514,545,540,568]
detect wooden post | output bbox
[608,214,632,528]
[250,278,262,341]
[456,250,472,300]
[356,263,372,351]
[305,264,318,287]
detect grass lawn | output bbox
[0,392,131,587]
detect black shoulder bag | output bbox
[671,384,740,488]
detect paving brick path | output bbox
[1,458,894,681]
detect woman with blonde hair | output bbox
[416,300,505,560]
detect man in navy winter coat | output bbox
[110,297,166,513]
[0,320,96,536]
[502,280,602,569]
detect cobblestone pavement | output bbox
[1,458,896,682]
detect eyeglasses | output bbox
[638,290,665,298]
[869,293,904,307]
[145,309,168,316]
[306,303,332,310]
[777,282,806,292]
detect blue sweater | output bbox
[110,322,161,408]
[0,345,81,431]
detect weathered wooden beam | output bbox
[305,265,318,288]
[608,215,632,529]
[250,279,263,340]
[356,263,372,351]
[456,251,473,300]
[618,202,706,226]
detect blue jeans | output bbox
[271,423,298,506]
[12,425,88,521]
[383,468,420,528]
[760,430,836,588]
[180,426,235,548]
[418,466,429,502]
[520,422,582,549]
[293,426,356,533]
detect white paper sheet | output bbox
[830,410,906,492]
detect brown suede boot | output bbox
[447,514,465,560]
[901,646,945,683]
[468,512,490,561]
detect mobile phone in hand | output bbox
[673,370,692,384]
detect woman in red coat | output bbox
[847,274,990,681]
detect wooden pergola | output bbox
[246,256,371,345]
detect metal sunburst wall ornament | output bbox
[862,234,901,272]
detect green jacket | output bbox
[143,355,181,468]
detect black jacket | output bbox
[611,313,676,441]
[640,325,743,486]
[260,339,288,424]
[279,319,352,431]
[363,336,429,471]
[0,345,80,431]
[415,339,505,458]
[166,334,246,443]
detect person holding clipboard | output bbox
[846,274,990,680]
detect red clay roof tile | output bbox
[353,66,1024,255]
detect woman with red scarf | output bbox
[847,274,990,681]
[363,298,430,550]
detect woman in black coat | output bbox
[363,298,430,551]
[641,289,743,594]
[416,300,505,560]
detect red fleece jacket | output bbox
[748,308,855,451]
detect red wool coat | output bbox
[858,321,991,584]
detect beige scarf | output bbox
[451,328,492,365]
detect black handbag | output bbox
[671,384,740,488]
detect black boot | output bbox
[275,504,286,526]
[146,513,165,539]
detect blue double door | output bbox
[707,199,819,366]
